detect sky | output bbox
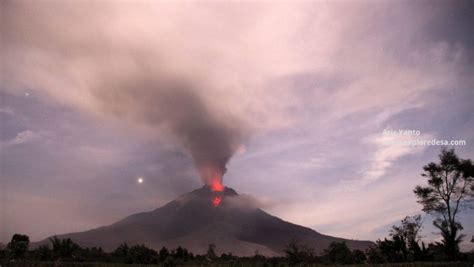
[1,0,473,251]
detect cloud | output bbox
[271,170,424,240]
[0,107,15,116]
[226,194,276,211]
[355,132,434,187]
[1,130,42,147]
[4,1,470,132]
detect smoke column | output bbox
[93,74,245,193]
[2,1,252,201]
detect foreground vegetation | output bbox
[1,230,473,266]
[3,261,473,267]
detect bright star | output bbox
[137,177,143,184]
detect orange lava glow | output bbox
[208,175,224,207]
[210,178,224,192]
[212,196,222,207]
[199,165,225,206]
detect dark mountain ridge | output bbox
[35,186,373,256]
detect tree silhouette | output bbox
[79,246,107,262]
[284,239,315,265]
[351,249,366,264]
[158,246,170,262]
[114,242,129,257]
[414,148,474,260]
[174,245,191,261]
[49,236,80,260]
[7,234,29,259]
[323,241,352,264]
[113,243,131,263]
[206,243,217,260]
[366,245,386,264]
[375,238,405,262]
[127,244,158,264]
[34,245,52,261]
[389,215,423,261]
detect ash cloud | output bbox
[2,1,252,185]
[93,74,245,184]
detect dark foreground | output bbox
[4,261,472,267]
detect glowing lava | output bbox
[209,175,224,207]
[199,165,225,207]
[212,196,222,207]
[210,178,224,192]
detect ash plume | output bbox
[3,0,251,187]
[93,74,245,185]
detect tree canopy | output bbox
[414,148,474,260]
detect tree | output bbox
[0,242,6,261]
[127,244,158,264]
[375,238,404,262]
[366,245,386,263]
[390,215,423,261]
[158,246,170,262]
[284,240,315,265]
[174,246,190,261]
[113,243,133,263]
[114,243,129,257]
[351,249,366,264]
[220,252,234,261]
[79,246,107,262]
[34,245,52,261]
[323,241,353,264]
[414,148,474,260]
[206,243,217,260]
[368,215,429,263]
[7,234,29,259]
[49,236,81,260]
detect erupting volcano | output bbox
[34,186,373,256]
[198,164,226,206]
[27,52,372,255]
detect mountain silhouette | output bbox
[35,186,373,256]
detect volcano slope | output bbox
[35,186,373,256]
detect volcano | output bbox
[36,187,373,256]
